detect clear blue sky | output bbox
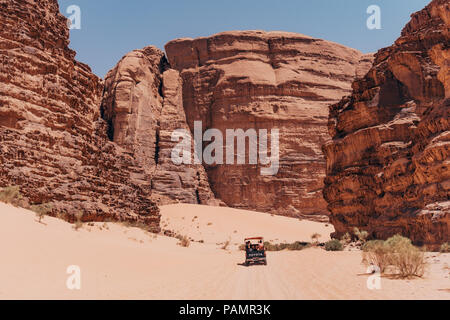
[57,0,430,78]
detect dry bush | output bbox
[362,240,391,273]
[240,241,310,251]
[0,186,24,206]
[73,211,84,231]
[389,245,426,278]
[288,241,311,251]
[221,240,230,250]
[310,233,321,244]
[353,227,369,244]
[384,234,410,248]
[440,242,450,253]
[324,239,343,251]
[31,203,53,223]
[121,220,153,232]
[386,235,426,278]
[176,234,190,247]
[341,232,351,245]
[0,187,52,224]
[362,235,426,278]
[264,241,310,251]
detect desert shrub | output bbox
[287,241,311,251]
[354,228,369,243]
[221,240,230,250]
[440,242,450,253]
[179,236,190,247]
[362,240,385,252]
[278,241,309,251]
[240,241,310,251]
[389,242,426,278]
[259,242,270,251]
[31,203,53,223]
[362,235,426,278]
[73,211,84,230]
[121,220,153,232]
[176,234,190,247]
[263,241,310,251]
[0,186,24,206]
[277,243,290,251]
[310,233,321,244]
[325,239,343,251]
[384,235,425,278]
[384,234,411,249]
[362,240,391,273]
[341,232,352,245]
[263,241,280,251]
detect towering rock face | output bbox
[165,31,372,220]
[0,0,160,230]
[101,47,218,205]
[323,0,449,247]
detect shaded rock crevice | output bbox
[101,46,219,206]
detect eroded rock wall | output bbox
[323,0,449,247]
[0,0,160,230]
[165,31,372,220]
[101,47,218,206]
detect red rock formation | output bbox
[0,0,160,230]
[165,31,372,220]
[323,0,449,247]
[101,47,218,205]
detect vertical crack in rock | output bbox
[101,47,220,206]
[154,122,161,165]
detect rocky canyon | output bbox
[97,33,374,221]
[0,0,448,247]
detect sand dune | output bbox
[0,202,448,300]
[160,204,334,247]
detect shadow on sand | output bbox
[237,262,267,268]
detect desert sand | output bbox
[0,202,448,300]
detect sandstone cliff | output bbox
[101,46,218,206]
[0,0,160,230]
[165,31,372,220]
[323,0,449,247]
